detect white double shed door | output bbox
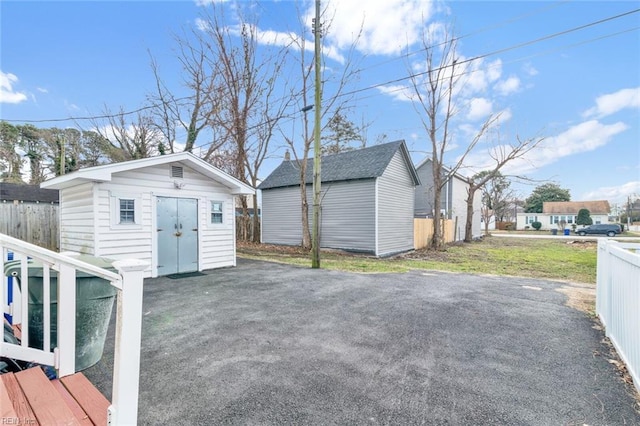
[156,196,199,276]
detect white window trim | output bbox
[208,198,231,228]
[110,192,143,229]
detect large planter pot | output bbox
[4,255,117,372]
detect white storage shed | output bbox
[41,152,254,277]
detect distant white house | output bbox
[41,152,254,277]
[517,200,611,230]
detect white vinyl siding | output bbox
[58,162,239,277]
[59,182,96,254]
[377,152,415,256]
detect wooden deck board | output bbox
[61,373,109,426]
[15,367,82,426]
[1,372,39,425]
[0,373,19,419]
[52,378,94,426]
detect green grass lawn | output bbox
[238,236,600,284]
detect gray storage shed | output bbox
[259,140,420,257]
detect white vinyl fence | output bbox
[596,239,640,394]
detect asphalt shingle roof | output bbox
[259,140,416,190]
[0,183,59,203]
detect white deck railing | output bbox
[1,233,148,426]
[596,239,640,394]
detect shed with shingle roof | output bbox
[258,140,420,256]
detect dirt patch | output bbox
[237,242,374,259]
[556,283,596,315]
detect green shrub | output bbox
[531,221,542,230]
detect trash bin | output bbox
[551,229,558,235]
[563,229,570,236]
[4,255,118,371]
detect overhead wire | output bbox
[3,6,638,144]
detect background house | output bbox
[259,140,420,257]
[517,200,611,230]
[41,152,254,277]
[414,159,482,241]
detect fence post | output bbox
[57,263,77,376]
[108,259,148,426]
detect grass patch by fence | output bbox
[238,236,600,283]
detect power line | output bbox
[3,7,638,130]
[335,8,640,100]
[348,26,640,105]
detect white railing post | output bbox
[108,259,148,426]
[57,263,76,377]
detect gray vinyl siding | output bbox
[261,186,304,246]
[59,182,95,254]
[261,180,376,252]
[414,161,436,217]
[377,151,415,256]
[319,180,376,253]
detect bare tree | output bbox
[93,108,161,161]
[191,4,295,242]
[477,171,512,235]
[463,134,544,242]
[282,3,363,249]
[148,34,224,155]
[409,27,500,249]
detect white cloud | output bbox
[494,76,520,96]
[36,87,48,93]
[496,108,512,124]
[194,0,230,6]
[0,70,27,104]
[582,181,640,204]
[462,120,628,175]
[377,84,415,102]
[522,62,538,76]
[466,98,492,121]
[194,17,210,32]
[320,0,437,56]
[583,87,640,118]
[460,58,502,95]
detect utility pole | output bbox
[311,0,322,268]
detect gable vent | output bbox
[171,166,184,178]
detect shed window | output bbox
[211,201,223,224]
[119,199,135,223]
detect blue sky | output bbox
[1,0,639,209]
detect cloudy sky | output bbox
[1,0,638,206]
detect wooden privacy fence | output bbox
[0,202,59,250]
[596,239,640,394]
[236,216,261,242]
[414,218,455,249]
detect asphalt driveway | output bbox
[86,258,640,425]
